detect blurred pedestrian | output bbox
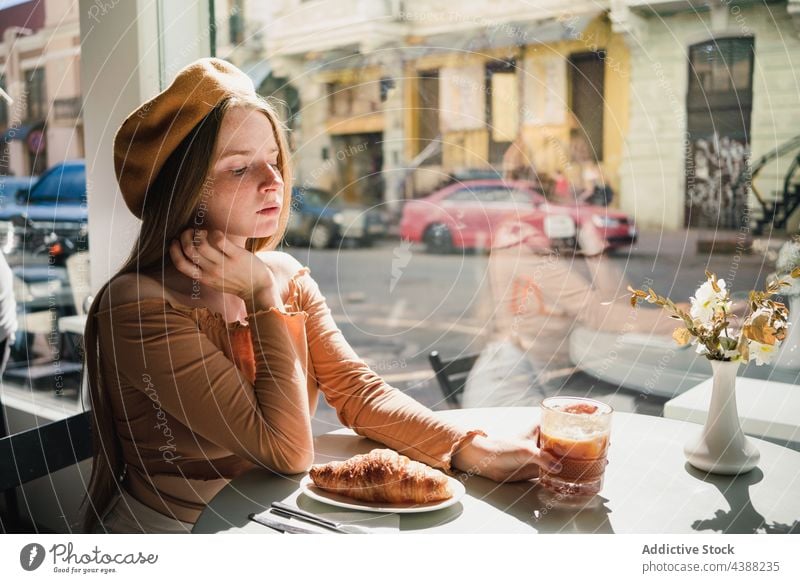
[578,160,614,206]
[551,169,573,203]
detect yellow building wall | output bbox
[404,65,420,162]
[442,129,490,170]
[518,15,630,202]
[602,28,631,204]
[312,15,631,202]
[403,14,630,203]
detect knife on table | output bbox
[270,501,369,534]
[248,512,325,534]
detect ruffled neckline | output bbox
[96,265,311,331]
[187,265,310,330]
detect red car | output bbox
[399,180,637,253]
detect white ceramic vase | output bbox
[683,359,760,474]
[773,294,800,370]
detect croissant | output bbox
[308,449,453,504]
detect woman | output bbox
[463,220,685,408]
[79,58,562,534]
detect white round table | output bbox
[192,408,800,534]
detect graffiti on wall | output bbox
[686,132,749,228]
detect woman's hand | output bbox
[169,228,279,305]
[451,426,563,483]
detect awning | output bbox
[408,10,604,58]
[1,121,44,142]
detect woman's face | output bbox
[200,106,284,241]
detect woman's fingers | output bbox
[484,442,562,483]
[515,442,562,473]
[494,464,540,482]
[207,229,236,257]
[494,450,556,483]
[169,238,199,279]
[178,229,217,272]
[194,230,226,265]
[537,448,563,473]
[178,229,201,264]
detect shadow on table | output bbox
[686,465,799,534]
[398,502,465,531]
[462,475,615,533]
[199,468,305,532]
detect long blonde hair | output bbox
[78,93,293,533]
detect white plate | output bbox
[298,474,465,514]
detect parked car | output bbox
[399,179,637,254]
[284,186,387,249]
[0,160,88,264]
[0,175,37,252]
[0,175,38,202]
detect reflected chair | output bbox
[428,350,480,407]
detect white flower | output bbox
[775,238,800,273]
[748,340,780,366]
[690,278,731,323]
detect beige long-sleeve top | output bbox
[486,245,680,365]
[94,265,485,524]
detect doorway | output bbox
[330,132,384,206]
[569,51,606,163]
[685,37,754,229]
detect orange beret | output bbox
[113,57,256,219]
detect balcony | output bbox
[267,0,405,56]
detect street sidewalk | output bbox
[384,224,789,260]
[626,228,788,260]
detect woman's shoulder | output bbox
[255,250,307,280]
[96,253,309,315]
[256,252,313,308]
[97,271,180,314]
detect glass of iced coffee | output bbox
[538,396,612,498]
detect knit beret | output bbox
[113,57,256,219]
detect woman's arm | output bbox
[296,270,487,473]
[99,300,314,474]
[451,429,563,482]
[292,266,562,483]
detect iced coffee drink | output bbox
[538,397,612,498]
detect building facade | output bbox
[263,0,629,217]
[0,0,83,178]
[616,0,800,231]
[4,0,795,233]
[257,0,800,231]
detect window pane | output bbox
[0,0,88,448]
